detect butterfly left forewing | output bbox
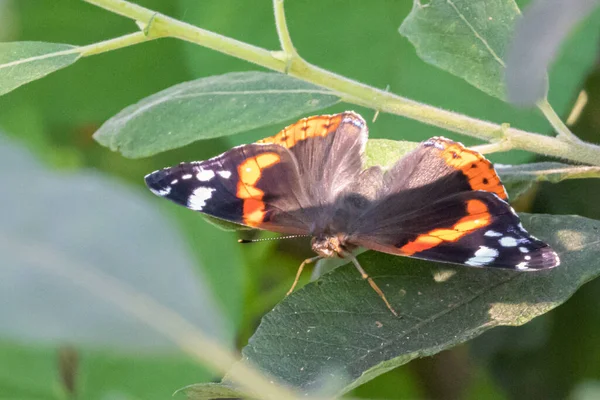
[145,143,311,234]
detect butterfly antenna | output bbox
[238,234,310,244]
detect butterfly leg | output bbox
[342,251,398,317]
[286,256,322,296]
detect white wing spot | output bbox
[525,255,531,260]
[217,170,232,179]
[170,179,178,185]
[182,174,192,180]
[499,236,518,247]
[187,187,215,211]
[465,246,499,266]
[516,262,529,270]
[519,246,529,253]
[484,230,502,237]
[150,187,171,196]
[196,169,215,181]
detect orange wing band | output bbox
[236,153,281,226]
[256,114,343,149]
[437,140,508,200]
[399,199,492,255]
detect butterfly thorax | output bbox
[311,234,357,258]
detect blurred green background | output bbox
[1,0,599,399]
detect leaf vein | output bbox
[446,0,506,67]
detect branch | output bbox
[78,31,158,57]
[537,98,583,143]
[273,0,297,65]
[83,0,600,167]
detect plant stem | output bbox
[83,0,600,166]
[78,31,157,57]
[273,0,297,69]
[537,98,582,143]
[471,141,513,155]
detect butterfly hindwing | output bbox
[353,190,558,270]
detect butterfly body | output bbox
[146,111,559,291]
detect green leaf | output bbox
[0,134,227,350]
[364,139,418,169]
[0,41,79,96]
[93,71,341,158]
[218,214,600,396]
[497,162,600,200]
[399,0,521,100]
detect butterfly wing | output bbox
[257,111,367,206]
[145,111,369,235]
[145,143,311,234]
[382,136,508,200]
[348,138,559,270]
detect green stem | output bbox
[537,98,582,143]
[273,0,297,70]
[471,141,513,155]
[78,31,157,57]
[83,0,600,167]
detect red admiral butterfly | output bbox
[145,111,559,316]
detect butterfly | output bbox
[145,111,560,316]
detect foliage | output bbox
[1,0,600,399]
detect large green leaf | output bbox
[185,213,600,397]
[399,0,520,100]
[0,41,79,96]
[93,71,341,158]
[0,134,228,350]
